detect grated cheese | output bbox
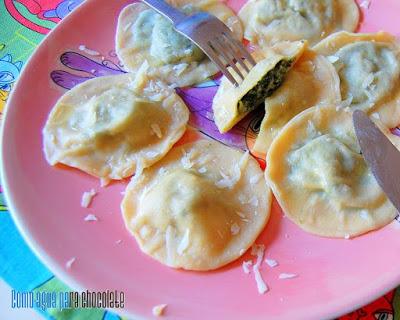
[146,151,159,158]
[181,150,194,169]
[215,170,233,188]
[78,45,100,56]
[100,177,111,187]
[362,73,374,89]
[371,113,380,120]
[152,304,167,317]
[327,55,339,64]
[279,273,297,280]
[360,0,371,9]
[130,61,150,91]
[198,167,207,174]
[123,22,132,32]
[177,229,190,255]
[265,259,278,268]
[249,196,259,207]
[165,226,174,266]
[66,257,76,269]
[251,244,265,269]
[231,223,240,235]
[236,211,246,219]
[254,267,268,294]
[172,63,189,75]
[131,161,144,184]
[84,214,98,222]
[251,244,268,294]
[242,260,252,274]
[140,226,151,238]
[81,189,97,208]
[216,151,250,189]
[303,61,315,72]
[307,120,318,137]
[151,123,163,138]
[337,95,353,109]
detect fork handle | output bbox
[141,0,187,24]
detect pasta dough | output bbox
[43,73,189,180]
[213,41,307,134]
[238,0,359,47]
[116,0,243,87]
[253,49,341,154]
[266,106,397,238]
[313,31,400,128]
[121,140,271,270]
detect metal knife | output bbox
[353,110,400,212]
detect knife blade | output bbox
[353,110,400,212]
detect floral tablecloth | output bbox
[0,1,398,319]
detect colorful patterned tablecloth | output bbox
[0,1,399,319]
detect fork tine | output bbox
[221,35,251,74]
[221,34,252,73]
[223,32,257,67]
[211,37,245,81]
[235,39,257,67]
[205,42,239,87]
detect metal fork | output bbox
[141,0,257,87]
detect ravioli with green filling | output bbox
[314,31,400,129]
[116,0,243,87]
[43,73,189,181]
[121,140,271,271]
[253,49,341,154]
[266,105,397,238]
[238,0,359,47]
[213,41,307,133]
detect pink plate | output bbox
[2,0,400,319]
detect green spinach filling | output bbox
[238,59,293,114]
[133,8,205,66]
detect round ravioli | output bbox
[121,140,271,271]
[313,31,400,128]
[43,73,189,181]
[238,0,359,47]
[253,49,341,154]
[266,106,397,238]
[116,0,243,87]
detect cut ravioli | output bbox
[116,0,243,87]
[313,32,400,128]
[238,0,359,47]
[121,140,271,271]
[253,49,341,154]
[266,106,397,238]
[43,73,189,180]
[213,41,307,133]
